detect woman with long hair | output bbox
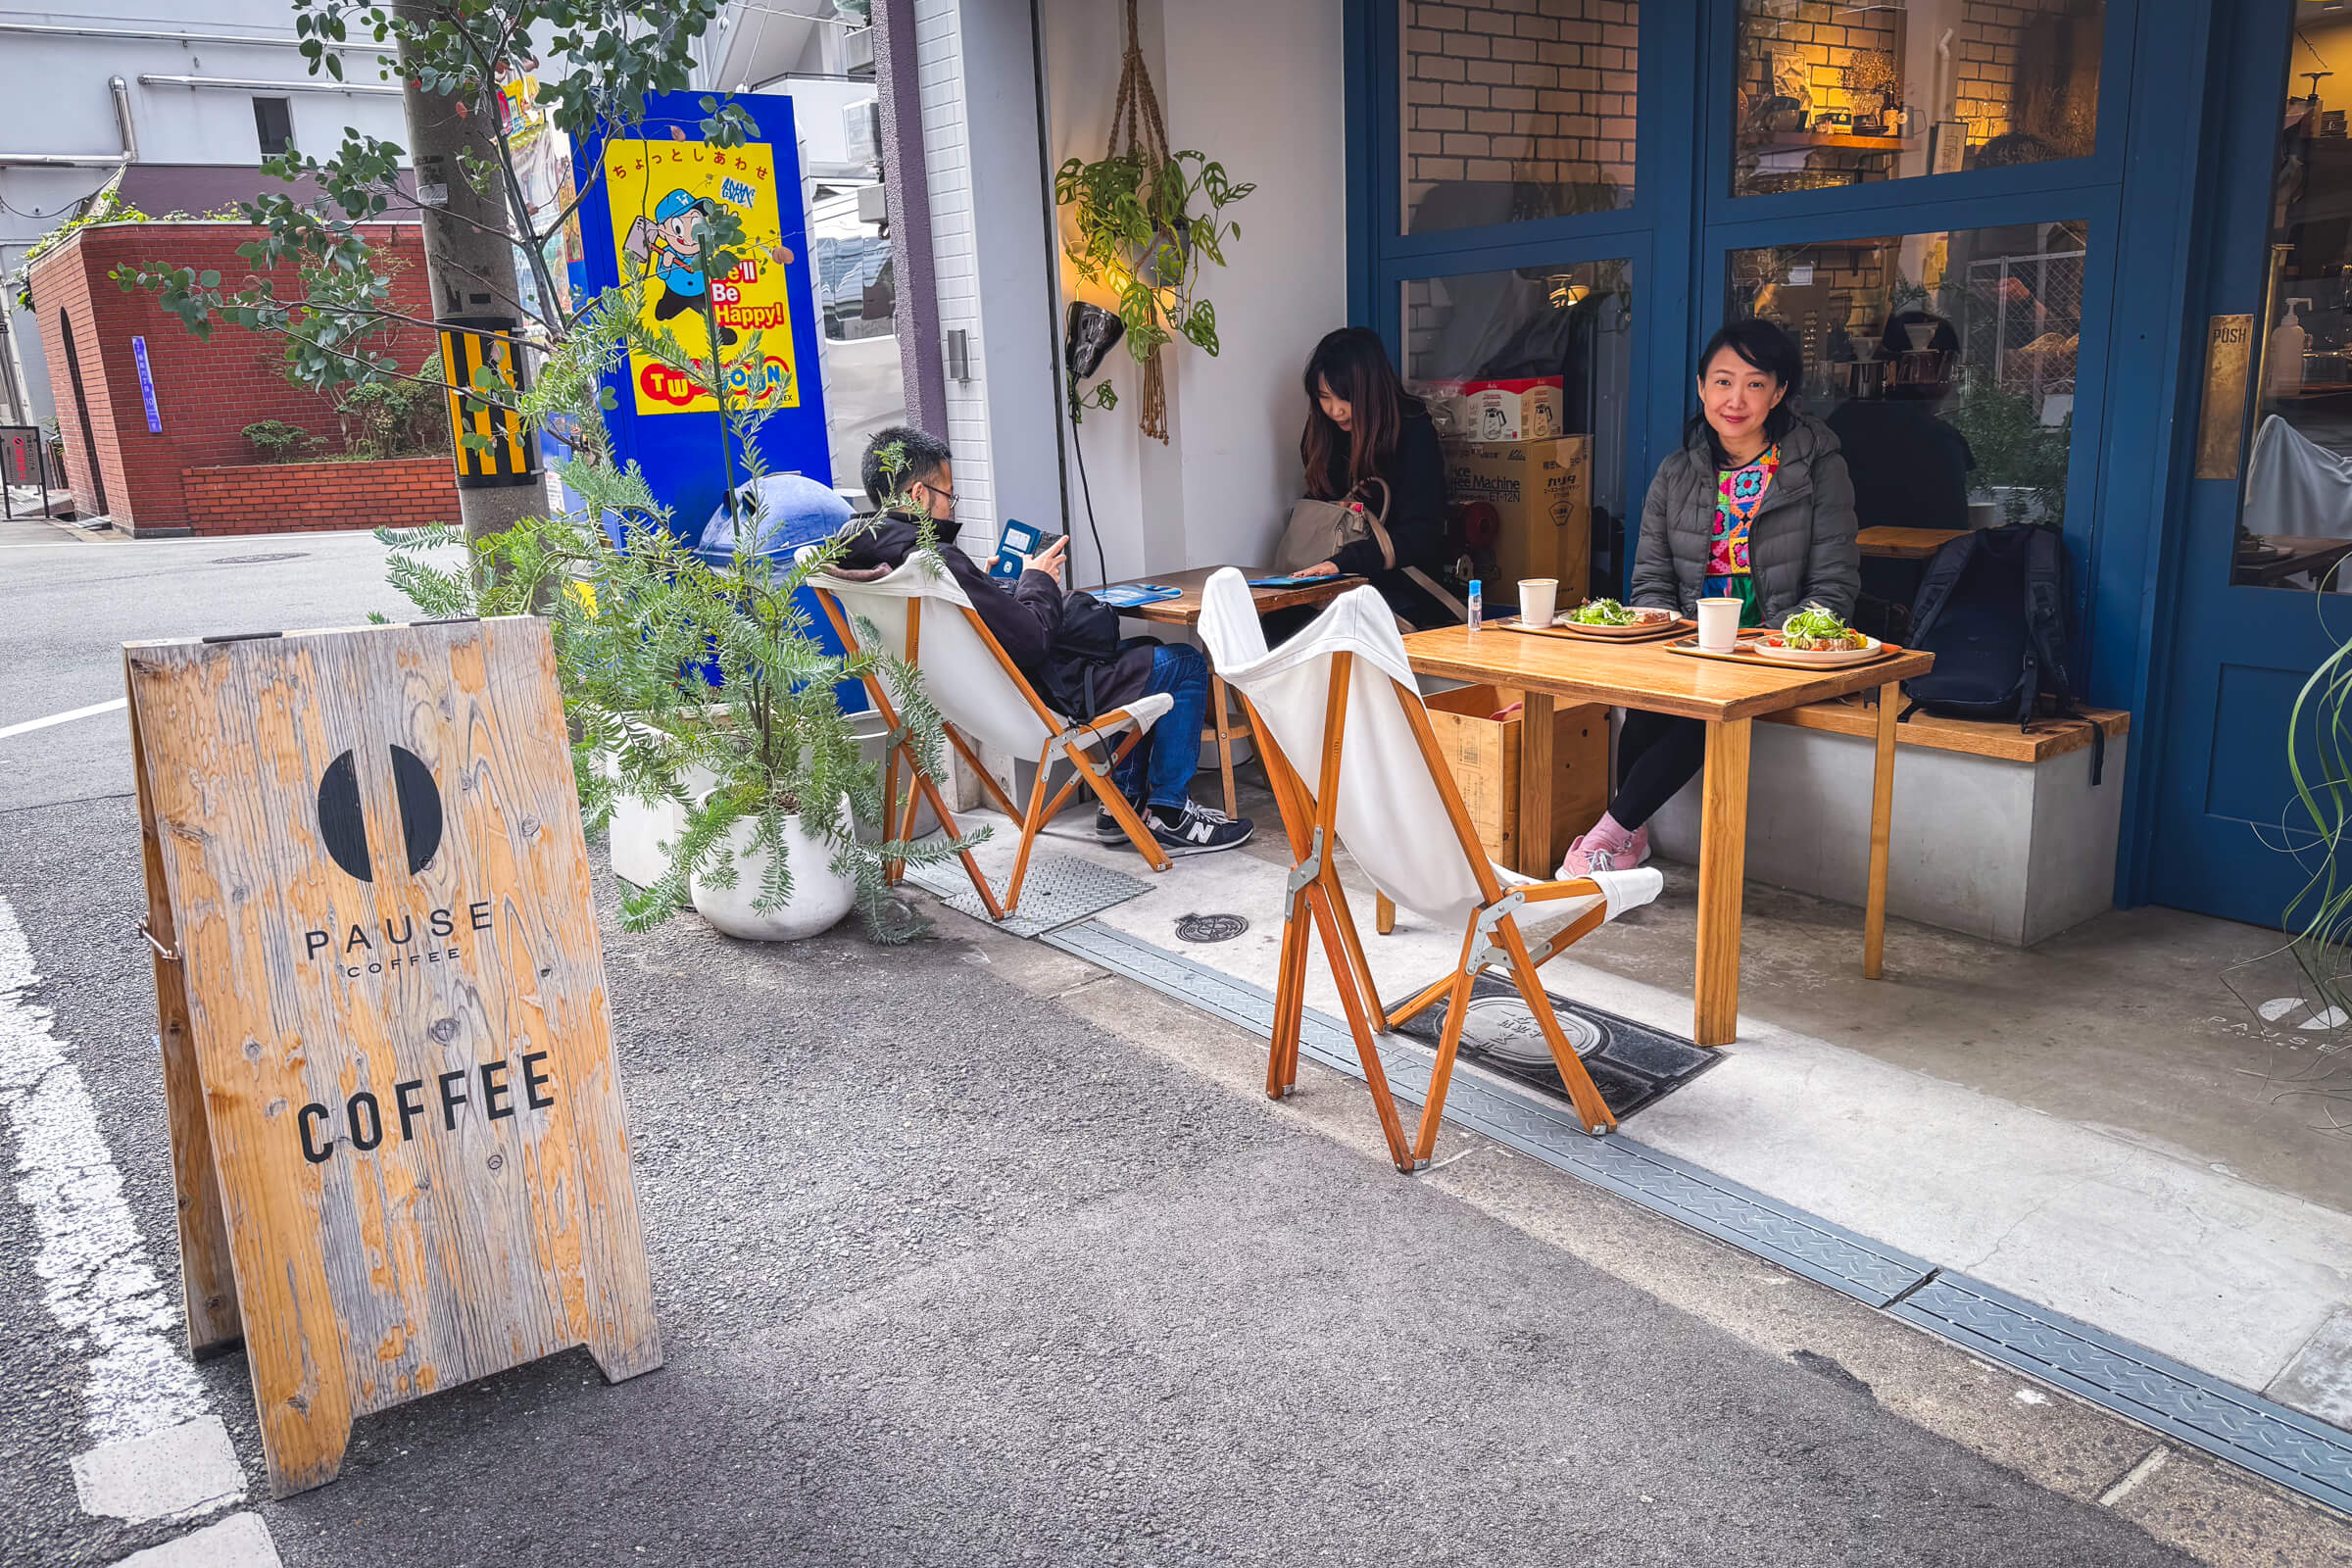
[1289,327,1454,628]
[1560,317,1860,876]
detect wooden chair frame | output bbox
[1238,650,1621,1173]
[812,582,1172,922]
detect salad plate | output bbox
[1500,599,1688,642]
[1748,605,1882,666]
[1550,602,1684,639]
[1749,632,1885,667]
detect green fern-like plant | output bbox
[379,231,977,944]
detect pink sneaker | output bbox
[1558,823,1649,877]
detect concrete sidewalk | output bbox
[918,791,2352,1426]
[4,792,2328,1565]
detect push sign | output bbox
[123,616,660,1497]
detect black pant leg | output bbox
[1609,711,1705,829]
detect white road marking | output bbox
[72,1415,245,1522]
[2096,1446,2170,1508]
[112,1512,281,1567]
[0,698,126,740]
[0,892,212,1446]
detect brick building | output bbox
[23,218,457,537]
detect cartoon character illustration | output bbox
[624,188,739,345]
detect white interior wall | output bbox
[1037,0,1348,584]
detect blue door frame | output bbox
[1344,0,2236,918]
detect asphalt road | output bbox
[0,525,2227,1565]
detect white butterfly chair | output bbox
[808,550,1173,921]
[1197,567,1662,1170]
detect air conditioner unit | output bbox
[844,98,880,165]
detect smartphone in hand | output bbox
[989,519,1062,581]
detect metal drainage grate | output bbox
[1893,1272,2352,1515]
[906,852,1150,939]
[1042,919,1932,1305]
[1174,912,1249,944]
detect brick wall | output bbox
[1401,0,1639,231]
[1735,0,2097,188]
[24,219,436,536]
[180,456,458,536]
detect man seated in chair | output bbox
[841,426,1252,857]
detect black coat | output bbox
[835,513,1153,717]
[1318,404,1454,627]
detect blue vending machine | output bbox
[573,91,862,708]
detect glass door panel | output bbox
[1401,0,1639,234]
[1732,0,2104,198]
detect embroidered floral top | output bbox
[1706,445,1779,627]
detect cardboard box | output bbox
[1421,685,1609,866]
[1459,377,1565,441]
[1442,435,1592,597]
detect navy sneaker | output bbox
[1141,800,1253,856]
[1095,797,1144,843]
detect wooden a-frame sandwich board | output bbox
[125,615,660,1498]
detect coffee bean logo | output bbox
[317,746,443,882]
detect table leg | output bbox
[1693,716,1751,1048]
[1211,673,1239,820]
[1517,691,1558,877]
[1864,679,1898,980]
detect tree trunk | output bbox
[394,6,541,549]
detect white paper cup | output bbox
[1517,578,1558,628]
[1696,597,1742,652]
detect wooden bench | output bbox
[1762,695,2130,764]
[1649,699,2132,947]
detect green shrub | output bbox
[242,420,319,463]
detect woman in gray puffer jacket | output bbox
[1561,318,1860,876]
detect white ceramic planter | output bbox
[689,796,857,941]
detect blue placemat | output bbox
[1096,583,1184,609]
[1248,573,1344,589]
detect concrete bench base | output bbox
[1648,721,2128,948]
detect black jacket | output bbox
[1317,404,1453,627]
[834,512,1153,719]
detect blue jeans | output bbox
[1113,643,1208,810]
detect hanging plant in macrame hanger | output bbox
[1054,0,1253,442]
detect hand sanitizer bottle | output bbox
[1467,579,1483,632]
[2272,298,2312,396]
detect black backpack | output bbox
[1039,590,1126,721]
[1901,524,2104,785]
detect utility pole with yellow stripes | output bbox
[397,0,543,549]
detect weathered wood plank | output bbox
[124,617,660,1498]
[126,650,245,1360]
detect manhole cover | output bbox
[1459,996,1601,1065]
[212,552,309,564]
[1174,912,1249,944]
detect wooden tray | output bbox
[1494,614,1692,646]
[1664,632,1907,669]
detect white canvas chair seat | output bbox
[808,548,1174,920]
[1198,568,1661,1167]
[809,552,1173,754]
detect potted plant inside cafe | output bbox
[379,250,969,944]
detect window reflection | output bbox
[1399,0,1638,235]
[1400,260,1634,598]
[1730,225,2086,538]
[2236,3,2352,591]
[1733,0,2102,199]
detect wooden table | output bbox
[1092,565,1360,816]
[2238,534,2352,590]
[1857,525,1966,560]
[1400,625,1934,1047]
